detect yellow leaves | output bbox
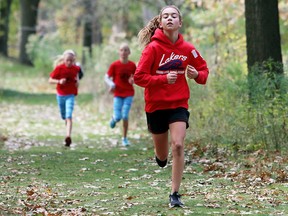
[46,187,52,195]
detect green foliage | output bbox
[188,60,288,153]
[180,1,288,153]
[186,0,247,71]
[7,0,20,57]
[25,33,64,73]
[247,60,287,151]
[3,0,288,156]
[248,59,284,101]
[188,62,248,150]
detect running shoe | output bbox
[65,136,71,147]
[110,118,116,128]
[169,192,184,208]
[155,156,167,167]
[122,137,130,146]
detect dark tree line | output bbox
[0,0,284,82]
[1,0,100,64]
[0,0,12,57]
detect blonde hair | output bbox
[53,49,76,68]
[119,42,130,53]
[137,5,182,48]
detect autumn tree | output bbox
[19,0,40,65]
[245,0,283,98]
[245,0,287,151]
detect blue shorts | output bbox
[113,96,133,121]
[56,94,75,120]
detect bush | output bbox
[26,33,65,74]
[187,60,288,154]
[246,60,288,151]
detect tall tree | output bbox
[0,0,12,56]
[93,17,102,45]
[19,0,40,65]
[245,0,285,151]
[245,0,283,73]
[82,0,93,58]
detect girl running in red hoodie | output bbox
[134,5,209,208]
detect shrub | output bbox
[26,33,64,74]
[187,60,288,154]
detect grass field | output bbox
[1,57,288,215]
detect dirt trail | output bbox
[0,102,129,150]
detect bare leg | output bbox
[152,131,169,161]
[169,122,186,193]
[123,119,128,138]
[66,118,72,138]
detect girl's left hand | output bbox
[75,77,79,87]
[109,86,115,94]
[186,65,199,79]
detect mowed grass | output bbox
[1,145,288,215]
[1,143,177,215]
[1,57,288,215]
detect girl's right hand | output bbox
[128,75,134,85]
[59,78,66,85]
[167,71,177,84]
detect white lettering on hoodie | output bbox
[159,52,187,67]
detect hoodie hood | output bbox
[151,28,184,47]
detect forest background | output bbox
[1,0,288,158]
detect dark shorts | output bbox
[146,107,190,134]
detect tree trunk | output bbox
[245,0,284,151]
[82,0,93,58]
[93,17,102,45]
[92,0,102,46]
[0,0,12,56]
[245,0,283,72]
[19,0,40,65]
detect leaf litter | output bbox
[1,103,288,215]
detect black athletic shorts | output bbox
[146,107,190,134]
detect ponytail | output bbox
[137,5,182,48]
[53,55,65,68]
[137,15,160,48]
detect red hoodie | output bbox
[134,29,209,113]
